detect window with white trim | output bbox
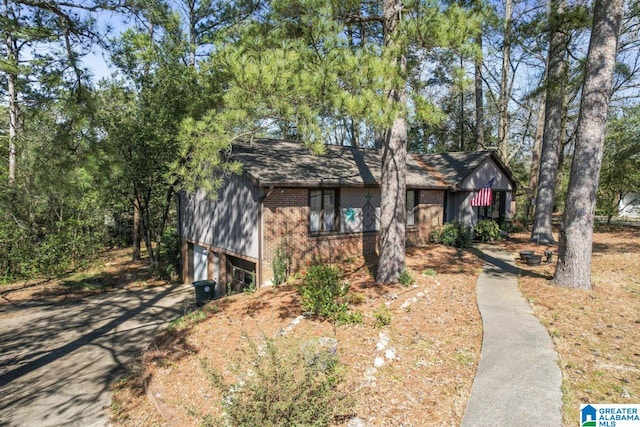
[310,189,338,232]
[407,190,418,227]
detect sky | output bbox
[83,11,128,82]
[84,49,114,82]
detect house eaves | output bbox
[231,139,382,188]
[230,139,512,190]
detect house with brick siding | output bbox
[178,139,517,292]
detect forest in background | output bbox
[1,0,639,286]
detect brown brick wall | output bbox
[261,189,378,281]
[262,188,308,281]
[261,188,445,282]
[407,190,444,246]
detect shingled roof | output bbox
[231,139,508,190]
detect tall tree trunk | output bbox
[497,0,512,162]
[189,27,196,67]
[553,0,623,289]
[133,197,141,261]
[526,93,546,226]
[349,118,360,147]
[530,0,569,244]
[6,21,18,186]
[377,0,407,284]
[474,31,484,151]
[529,94,546,194]
[188,3,197,67]
[459,54,465,151]
[553,93,570,206]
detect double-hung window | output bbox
[310,189,338,232]
[407,190,419,227]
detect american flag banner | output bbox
[471,177,496,207]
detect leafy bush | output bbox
[373,304,392,328]
[474,220,501,242]
[434,222,472,248]
[398,268,414,286]
[503,220,524,233]
[299,264,345,316]
[272,241,290,287]
[202,336,354,427]
[345,291,366,305]
[0,188,106,282]
[422,268,437,277]
[0,214,104,282]
[298,263,360,324]
[441,223,460,247]
[156,228,181,281]
[333,309,364,325]
[428,228,443,244]
[243,278,257,294]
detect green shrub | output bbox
[438,222,472,248]
[440,223,459,246]
[0,191,105,282]
[298,263,361,325]
[156,228,181,281]
[345,291,366,305]
[333,309,364,325]
[502,221,524,233]
[398,268,414,286]
[499,220,513,234]
[428,228,442,244]
[201,336,354,427]
[458,227,472,247]
[272,241,290,287]
[243,277,257,294]
[422,268,437,277]
[373,304,392,328]
[474,220,501,242]
[299,264,346,317]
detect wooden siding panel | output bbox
[460,158,514,190]
[179,173,260,259]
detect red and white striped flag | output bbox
[471,177,495,207]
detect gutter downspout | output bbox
[258,187,274,288]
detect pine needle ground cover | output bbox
[5,229,638,426]
[110,245,484,426]
[506,228,640,427]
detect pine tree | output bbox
[530,0,570,244]
[553,0,625,289]
[187,0,480,283]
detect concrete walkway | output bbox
[0,283,190,427]
[461,245,562,427]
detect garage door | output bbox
[193,245,208,282]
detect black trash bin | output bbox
[192,280,216,306]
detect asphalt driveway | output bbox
[0,283,190,426]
